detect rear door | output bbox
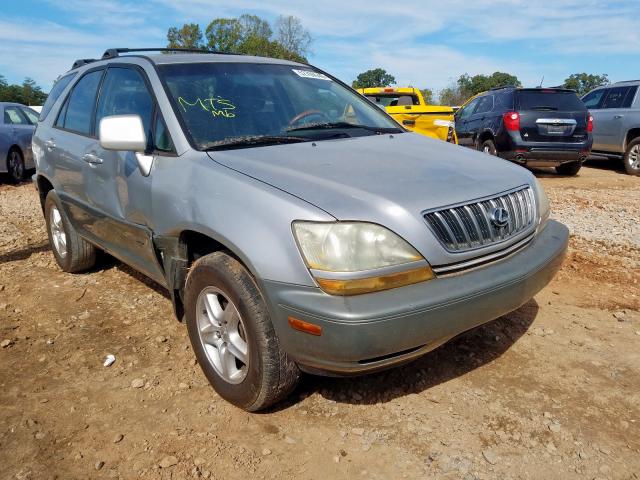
[3,106,34,165]
[52,69,105,205]
[581,88,607,151]
[466,95,494,146]
[454,97,481,146]
[515,89,589,144]
[588,86,638,153]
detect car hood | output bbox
[207,132,534,222]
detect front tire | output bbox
[44,192,96,272]
[185,252,300,411]
[623,138,640,176]
[555,161,582,176]
[6,148,25,183]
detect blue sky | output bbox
[1,0,638,96]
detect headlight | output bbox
[292,221,435,295]
[533,179,550,226]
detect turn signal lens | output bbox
[315,266,435,296]
[288,317,322,336]
[503,111,520,131]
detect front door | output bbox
[85,65,167,284]
[455,97,480,147]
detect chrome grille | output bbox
[424,186,537,252]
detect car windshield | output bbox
[516,90,585,111]
[159,62,402,150]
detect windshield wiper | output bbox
[286,121,402,134]
[530,106,559,111]
[203,135,312,151]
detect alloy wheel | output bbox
[49,206,67,258]
[8,150,24,180]
[629,145,640,170]
[195,286,249,384]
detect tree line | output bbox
[0,75,48,105]
[351,68,610,105]
[167,14,312,63]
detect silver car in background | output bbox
[582,80,640,175]
[0,102,38,182]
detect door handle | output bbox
[44,140,56,150]
[402,119,416,126]
[82,153,103,165]
[614,114,624,119]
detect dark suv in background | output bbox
[455,87,593,175]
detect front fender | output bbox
[150,153,334,287]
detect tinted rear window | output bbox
[516,90,585,111]
[39,72,77,121]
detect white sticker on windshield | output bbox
[292,69,331,81]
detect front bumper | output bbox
[262,220,569,375]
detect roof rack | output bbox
[71,58,98,70]
[614,79,640,84]
[101,47,217,60]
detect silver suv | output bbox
[33,48,568,411]
[582,80,640,175]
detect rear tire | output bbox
[44,191,97,272]
[623,137,640,176]
[185,252,300,411]
[555,161,582,176]
[480,139,497,156]
[6,148,25,183]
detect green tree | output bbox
[352,68,396,89]
[205,18,244,52]
[420,88,434,104]
[0,76,47,105]
[192,15,310,62]
[563,73,609,96]
[275,15,312,59]
[167,23,204,49]
[438,85,466,106]
[457,72,521,99]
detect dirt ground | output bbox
[1,159,639,480]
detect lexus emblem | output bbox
[490,207,510,228]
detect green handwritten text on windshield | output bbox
[178,96,236,118]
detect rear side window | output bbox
[4,106,29,125]
[95,67,154,139]
[474,95,494,114]
[582,89,606,109]
[494,91,514,110]
[39,73,77,121]
[56,70,103,135]
[516,90,585,111]
[20,107,39,125]
[600,86,638,109]
[601,87,630,109]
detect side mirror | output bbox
[99,115,147,152]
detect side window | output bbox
[458,98,480,120]
[601,87,630,109]
[39,72,77,121]
[154,114,175,153]
[4,106,29,125]
[474,96,494,115]
[95,67,154,141]
[495,91,514,110]
[582,89,606,109]
[56,70,103,135]
[20,107,40,125]
[623,86,638,108]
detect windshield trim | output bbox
[155,61,404,152]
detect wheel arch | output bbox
[625,127,640,149]
[155,228,260,322]
[36,174,55,212]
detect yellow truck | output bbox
[357,87,457,143]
